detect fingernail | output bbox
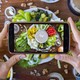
[55,55,62,60]
[19,55,26,59]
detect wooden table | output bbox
[0,0,79,80]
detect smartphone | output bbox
[8,22,70,54]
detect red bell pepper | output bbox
[46,26,56,36]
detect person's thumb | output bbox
[5,54,26,68]
[0,24,8,39]
[55,54,75,66]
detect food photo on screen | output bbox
[13,23,64,53]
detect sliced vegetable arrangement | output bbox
[15,24,63,53]
[13,8,62,68]
[18,54,54,68]
[12,9,52,22]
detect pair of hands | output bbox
[0,17,80,79]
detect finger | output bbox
[70,49,78,57]
[72,48,80,56]
[68,17,79,42]
[78,54,80,59]
[0,24,8,39]
[55,54,75,66]
[78,44,80,51]
[5,54,26,68]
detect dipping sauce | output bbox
[35,30,48,43]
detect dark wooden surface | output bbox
[0,0,79,80]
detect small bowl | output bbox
[48,72,64,80]
[5,6,16,19]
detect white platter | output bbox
[48,72,64,80]
[24,7,61,64]
[39,57,53,64]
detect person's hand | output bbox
[0,24,8,47]
[0,55,25,79]
[0,25,26,79]
[55,17,80,74]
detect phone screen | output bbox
[9,23,69,53]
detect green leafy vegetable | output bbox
[24,12,32,22]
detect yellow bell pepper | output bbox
[7,71,10,78]
[41,54,49,59]
[49,54,56,58]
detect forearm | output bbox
[0,62,8,80]
[0,72,7,80]
[0,79,6,80]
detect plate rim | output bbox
[41,0,59,3]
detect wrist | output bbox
[0,68,7,80]
[0,79,6,80]
[0,74,7,80]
